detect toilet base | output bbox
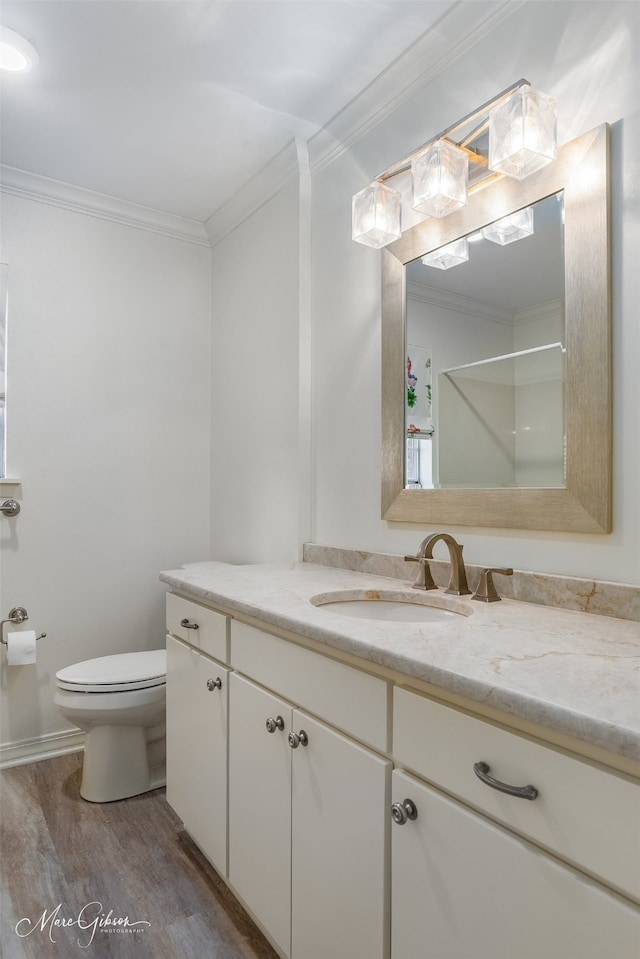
[81,724,165,803]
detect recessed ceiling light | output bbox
[0,26,39,73]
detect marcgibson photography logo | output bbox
[15,901,151,948]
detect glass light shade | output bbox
[489,86,557,179]
[352,181,402,249]
[421,237,469,271]
[0,27,38,73]
[482,206,534,245]
[412,139,468,218]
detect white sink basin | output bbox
[310,589,472,623]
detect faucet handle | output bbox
[404,555,437,591]
[472,567,513,603]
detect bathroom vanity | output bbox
[161,560,640,959]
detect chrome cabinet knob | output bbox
[288,730,308,749]
[180,618,199,630]
[391,798,418,825]
[206,677,222,692]
[266,716,285,734]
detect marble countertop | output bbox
[160,561,640,762]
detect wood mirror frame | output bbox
[381,124,610,533]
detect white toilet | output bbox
[54,649,166,803]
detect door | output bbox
[391,768,640,959]
[166,634,229,874]
[228,673,292,957]
[291,710,391,959]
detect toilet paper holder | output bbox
[1,607,46,644]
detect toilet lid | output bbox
[56,650,166,692]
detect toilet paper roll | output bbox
[6,630,37,666]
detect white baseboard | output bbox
[0,729,85,769]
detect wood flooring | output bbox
[0,752,279,959]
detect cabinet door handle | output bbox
[265,716,285,734]
[391,799,418,825]
[180,618,199,630]
[288,730,308,749]
[206,677,222,692]
[473,761,538,800]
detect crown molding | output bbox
[308,0,525,177]
[203,2,524,246]
[204,140,300,247]
[512,298,563,327]
[407,279,513,326]
[0,166,210,247]
[407,288,563,330]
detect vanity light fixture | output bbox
[0,26,38,73]
[352,79,556,249]
[482,206,534,245]
[421,237,469,270]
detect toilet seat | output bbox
[56,650,166,693]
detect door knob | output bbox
[265,716,285,734]
[206,677,222,691]
[391,798,418,825]
[288,730,308,749]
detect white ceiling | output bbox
[0,0,457,222]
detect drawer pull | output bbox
[206,677,222,692]
[265,716,285,734]
[180,618,199,630]
[473,761,538,800]
[288,730,308,749]
[391,799,418,825]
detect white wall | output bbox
[310,0,640,584]
[210,177,302,563]
[0,193,212,752]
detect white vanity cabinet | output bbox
[391,688,640,959]
[229,628,391,959]
[163,588,640,959]
[165,596,230,877]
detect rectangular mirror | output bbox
[382,124,610,532]
[405,193,565,491]
[0,263,7,478]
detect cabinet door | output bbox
[165,634,229,875]
[291,710,391,959]
[228,673,293,958]
[391,769,640,959]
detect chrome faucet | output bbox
[405,532,471,595]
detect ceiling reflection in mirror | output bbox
[404,193,565,490]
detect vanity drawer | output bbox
[230,621,389,752]
[166,593,228,663]
[393,687,640,902]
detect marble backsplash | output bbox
[303,543,640,623]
